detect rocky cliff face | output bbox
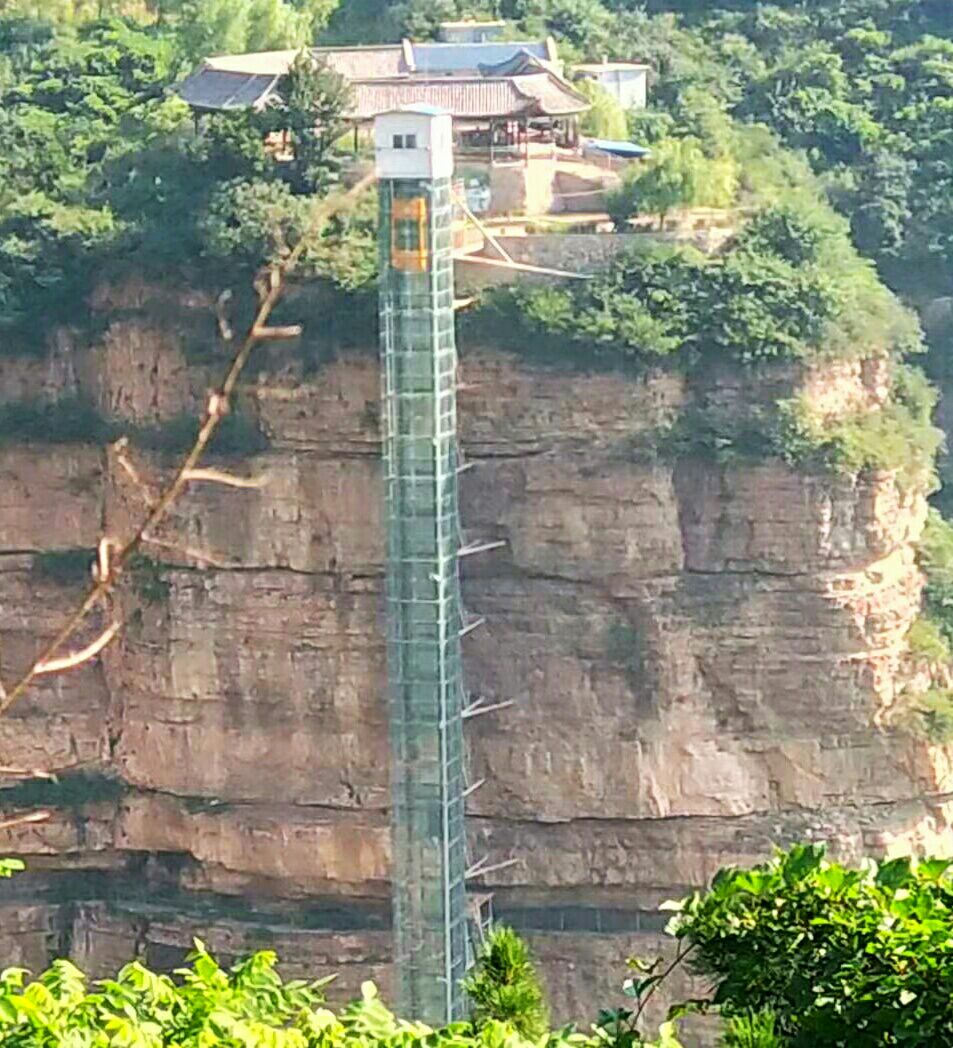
[0,281,946,1028]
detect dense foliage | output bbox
[12,849,953,1046]
[918,508,953,652]
[0,939,687,1048]
[479,203,916,368]
[0,15,373,345]
[344,0,953,295]
[606,137,737,230]
[669,844,953,1046]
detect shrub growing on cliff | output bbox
[917,509,953,653]
[0,942,334,1045]
[481,202,915,370]
[901,687,953,744]
[774,364,942,492]
[906,615,951,662]
[719,1011,781,1047]
[667,845,953,1045]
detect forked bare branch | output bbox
[0,172,375,717]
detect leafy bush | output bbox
[576,77,629,141]
[463,926,549,1040]
[202,178,313,269]
[719,1011,781,1048]
[916,509,953,652]
[489,210,855,367]
[0,940,685,1048]
[906,616,951,662]
[732,207,826,267]
[0,942,334,1046]
[606,137,737,230]
[902,687,953,744]
[775,365,942,492]
[670,844,953,1045]
[809,400,941,491]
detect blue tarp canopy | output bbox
[584,139,652,158]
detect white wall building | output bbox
[437,20,506,43]
[572,61,650,111]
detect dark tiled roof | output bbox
[176,45,410,110]
[177,68,279,110]
[347,72,588,121]
[174,39,585,120]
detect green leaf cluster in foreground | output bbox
[670,845,953,1046]
[9,846,953,1045]
[0,938,681,1048]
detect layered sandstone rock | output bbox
[0,285,946,1033]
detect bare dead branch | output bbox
[216,289,235,341]
[0,172,375,717]
[0,767,56,780]
[182,468,269,489]
[0,810,52,831]
[252,324,303,342]
[95,538,120,584]
[112,438,159,507]
[34,621,121,676]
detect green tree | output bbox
[607,137,735,230]
[462,926,550,1040]
[576,77,629,141]
[842,148,914,258]
[201,177,310,267]
[539,0,610,49]
[0,941,688,1046]
[173,0,339,61]
[270,49,352,193]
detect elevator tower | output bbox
[376,106,468,1024]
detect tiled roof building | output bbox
[174,38,583,122]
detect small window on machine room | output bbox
[393,134,404,148]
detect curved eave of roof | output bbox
[510,72,591,116]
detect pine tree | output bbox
[462,926,550,1040]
